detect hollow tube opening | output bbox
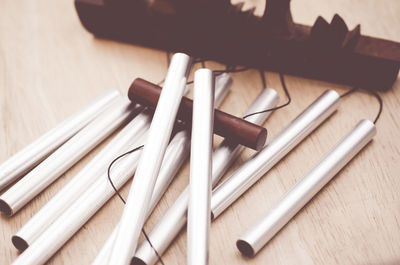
[236,239,255,257]
[0,199,12,216]
[12,235,29,251]
[131,257,147,265]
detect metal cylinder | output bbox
[187,69,215,265]
[132,87,279,265]
[107,53,191,265]
[129,78,267,150]
[0,97,136,216]
[210,87,279,187]
[213,73,232,107]
[91,72,232,265]
[0,89,120,191]
[10,133,147,265]
[236,119,376,257]
[211,90,340,219]
[12,108,152,250]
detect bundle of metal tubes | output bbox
[0,52,377,265]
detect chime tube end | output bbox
[0,198,12,216]
[236,239,254,257]
[12,235,29,251]
[131,257,147,265]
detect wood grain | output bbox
[1,0,399,264]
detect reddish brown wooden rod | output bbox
[128,78,267,151]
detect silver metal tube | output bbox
[237,119,376,257]
[211,90,340,219]
[210,87,279,187]
[187,69,215,265]
[92,72,232,265]
[107,53,191,265]
[132,87,279,265]
[10,133,147,265]
[0,97,136,216]
[0,89,120,191]
[213,73,232,107]
[12,109,152,250]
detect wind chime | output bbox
[1,0,399,265]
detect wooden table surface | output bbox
[1,1,399,264]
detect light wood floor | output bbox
[1,0,399,264]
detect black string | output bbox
[214,65,251,76]
[340,87,383,124]
[141,229,164,265]
[259,69,267,89]
[369,90,383,124]
[107,144,166,265]
[215,67,292,120]
[187,58,209,83]
[339,87,357,98]
[107,145,144,203]
[243,72,292,119]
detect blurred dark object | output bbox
[75,0,400,91]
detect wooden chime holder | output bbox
[75,0,400,91]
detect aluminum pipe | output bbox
[12,108,152,250]
[107,53,191,265]
[132,87,279,265]
[91,72,232,265]
[236,119,376,257]
[211,90,340,219]
[213,73,231,107]
[187,69,215,265]
[0,97,136,216]
[0,89,120,191]
[210,87,279,187]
